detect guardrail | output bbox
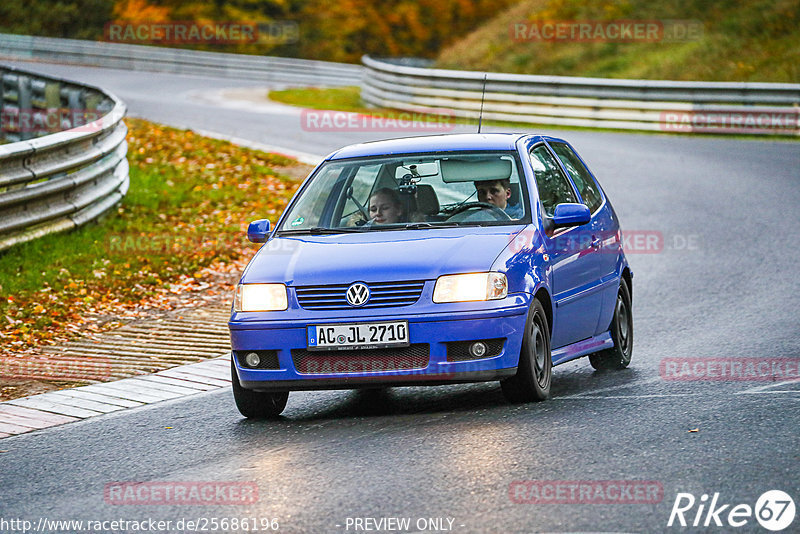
[0,33,362,87]
[0,64,128,252]
[361,56,800,135]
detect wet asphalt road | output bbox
[1,61,799,533]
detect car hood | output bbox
[242,226,525,286]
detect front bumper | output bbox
[229,294,530,391]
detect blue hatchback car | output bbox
[229,134,633,417]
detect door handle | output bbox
[591,236,601,249]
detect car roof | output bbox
[328,133,542,160]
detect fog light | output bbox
[245,352,261,368]
[469,342,487,358]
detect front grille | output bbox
[446,338,505,362]
[295,281,425,310]
[291,344,430,374]
[234,350,280,370]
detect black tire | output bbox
[231,360,289,418]
[501,298,552,402]
[589,278,633,370]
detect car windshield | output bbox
[276,151,529,234]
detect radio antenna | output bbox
[477,74,487,133]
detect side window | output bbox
[550,143,603,213]
[529,144,578,217]
[285,165,345,229]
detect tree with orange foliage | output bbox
[1,0,516,62]
[112,0,171,23]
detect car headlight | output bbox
[432,272,508,303]
[234,283,288,312]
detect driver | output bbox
[474,179,523,219]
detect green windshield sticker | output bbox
[291,217,305,227]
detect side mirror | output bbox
[552,203,590,228]
[247,219,271,243]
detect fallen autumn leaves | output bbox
[0,118,310,396]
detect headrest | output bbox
[509,182,521,205]
[415,184,439,215]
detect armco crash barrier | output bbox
[0,64,128,251]
[0,32,362,87]
[2,33,794,135]
[361,55,800,135]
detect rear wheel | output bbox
[589,278,633,370]
[231,360,289,418]
[501,298,552,402]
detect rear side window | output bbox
[529,144,578,217]
[550,143,603,213]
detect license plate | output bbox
[307,321,409,351]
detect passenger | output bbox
[368,188,406,224]
[474,179,523,219]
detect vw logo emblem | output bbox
[346,283,370,307]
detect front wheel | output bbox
[501,298,552,402]
[231,360,289,418]
[589,278,633,370]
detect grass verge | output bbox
[435,0,800,83]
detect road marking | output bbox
[559,393,705,399]
[735,378,800,395]
[193,127,324,166]
[3,358,799,439]
[737,389,800,394]
[557,376,663,400]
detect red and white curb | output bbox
[0,356,230,439]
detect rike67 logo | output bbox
[667,490,795,531]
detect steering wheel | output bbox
[446,202,511,221]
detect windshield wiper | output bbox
[276,226,368,235]
[403,222,459,229]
